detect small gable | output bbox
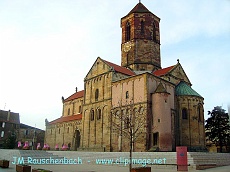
[85,57,135,81]
[154,83,170,94]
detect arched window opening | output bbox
[152,22,156,41]
[95,89,99,101]
[79,106,81,113]
[68,108,70,116]
[67,127,69,133]
[153,132,159,146]
[58,128,61,134]
[141,20,144,34]
[91,110,95,121]
[72,102,75,115]
[126,22,131,41]
[126,91,129,99]
[198,105,202,121]
[97,109,102,120]
[182,108,188,119]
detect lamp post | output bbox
[32,124,36,150]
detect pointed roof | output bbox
[64,90,84,102]
[128,2,151,15]
[176,81,202,98]
[154,83,170,94]
[49,114,82,125]
[153,65,175,76]
[103,59,135,76]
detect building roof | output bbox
[20,123,44,131]
[103,60,135,76]
[0,110,20,124]
[64,90,84,102]
[49,114,82,125]
[176,81,202,98]
[153,65,175,76]
[128,2,151,15]
[65,59,135,103]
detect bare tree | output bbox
[110,100,148,172]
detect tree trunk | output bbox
[129,130,132,172]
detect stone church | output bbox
[45,2,205,152]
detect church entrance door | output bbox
[75,130,80,150]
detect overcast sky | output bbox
[0,0,229,130]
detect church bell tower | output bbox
[121,2,161,71]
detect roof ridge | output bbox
[49,114,82,125]
[102,59,135,76]
[64,90,84,102]
[153,65,175,76]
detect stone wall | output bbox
[82,58,113,151]
[121,13,161,71]
[63,97,83,117]
[177,95,205,150]
[45,119,81,150]
[111,74,148,151]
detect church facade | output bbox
[45,2,205,152]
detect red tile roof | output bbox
[153,65,175,76]
[103,60,135,76]
[64,90,84,102]
[49,114,82,125]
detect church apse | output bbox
[176,82,205,151]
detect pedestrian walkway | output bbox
[0,149,229,172]
[0,162,230,172]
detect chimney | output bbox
[76,87,78,93]
[7,110,11,121]
[61,96,65,103]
